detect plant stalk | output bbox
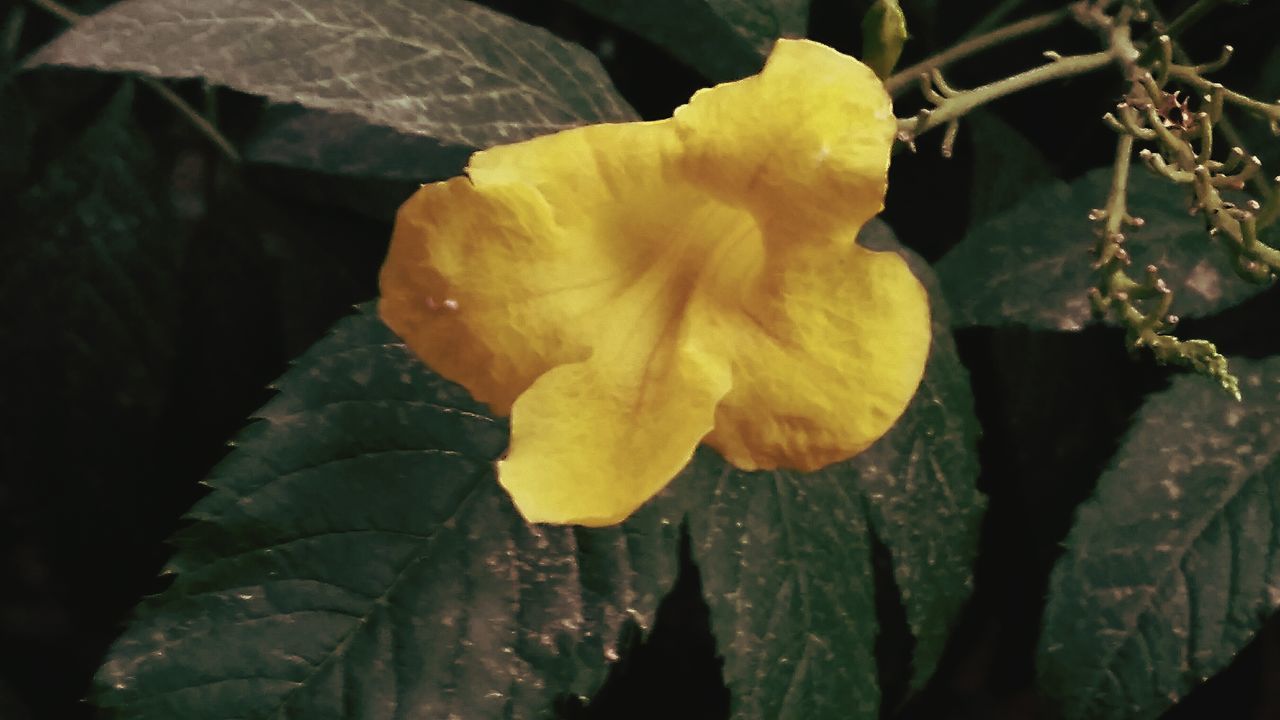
[885,8,1069,97]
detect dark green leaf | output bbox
[96,306,686,719]
[93,224,982,719]
[31,0,637,149]
[679,449,882,717]
[965,109,1059,226]
[849,220,986,690]
[0,80,181,519]
[1038,356,1280,720]
[561,0,809,81]
[937,167,1270,331]
[661,222,984,717]
[240,103,471,220]
[661,226,983,717]
[245,104,472,183]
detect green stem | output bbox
[141,78,240,162]
[899,49,1111,138]
[1134,0,1228,65]
[1098,134,1141,295]
[1168,65,1280,122]
[1102,135,1134,245]
[27,0,76,24]
[1096,134,1241,400]
[884,8,1068,97]
[1133,0,1274,206]
[1094,3,1280,274]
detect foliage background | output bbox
[4,0,1280,718]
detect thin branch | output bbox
[1167,65,1280,122]
[26,0,240,163]
[1092,134,1240,399]
[27,0,76,24]
[1096,1,1280,273]
[1094,134,1142,299]
[1134,0,1273,204]
[140,78,241,162]
[1069,0,1261,396]
[899,50,1111,139]
[885,8,1069,97]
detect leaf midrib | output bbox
[268,467,491,719]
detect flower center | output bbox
[582,187,764,384]
[615,184,766,308]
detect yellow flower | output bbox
[379,39,930,527]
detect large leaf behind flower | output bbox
[244,104,475,184]
[936,167,1268,331]
[96,309,687,719]
[846,220,986,692]
[561,0,810,81]
[92,223,983,719]
[673,223,986,716]
[1038,356,1280,720]
[30,0,636,150]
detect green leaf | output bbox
[679,449,883,717]
[93,222,982,719]
[1038,356,1280,720]
[30,0,637,149]
[845,219,986,691]
[663,223,984,717]
[936,166,1269,331]
[240,103,472,220]
[244,105,472,183]
[96,307,687,719]
[0,80,181,517]
[965,109,1059,226]
[561,0,810,81]
[658,221,984,717]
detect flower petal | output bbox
[673,38,897,233]
[498,226,734,525]
[668,38,925,470]
[380,38,923,525]
[379,121,683,413]
[501,340,730,527]
[695,240,931,471]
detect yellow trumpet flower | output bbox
[379,39,930,527]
